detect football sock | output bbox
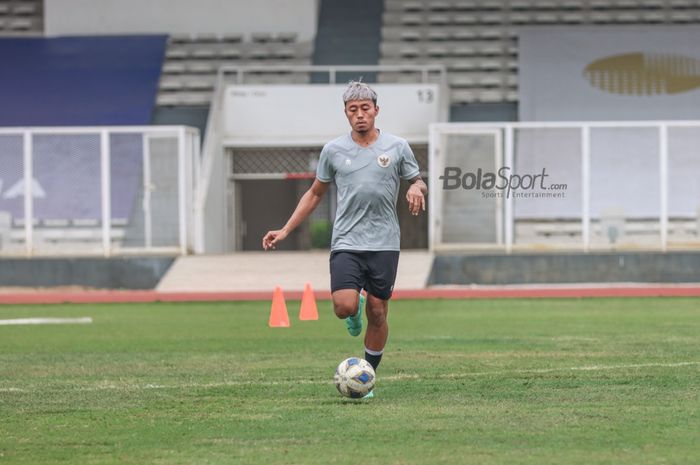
[364,347,383,371]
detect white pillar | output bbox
[100,130,111,256]
[581,126,591,252]
[23,131,33,256]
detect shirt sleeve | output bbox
[315,144,334,182]
[399,140,420,180]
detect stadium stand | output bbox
[157,33,314,106]
[0,0,43,34]
[312,0,384,83]
[379,0,700,116]
[1,0,699,257]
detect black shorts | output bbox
[329,250,400,301]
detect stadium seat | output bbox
[166,48,189,60]
[157,28,313,106]
[276,32,298,43]
[251,32,273,43]
[427,14,451,26]
[534,13,559,24]
[402,1,423,12]
[453,13,478,25]
[427,29,450,41]
[561,0,584,9]
[160,79,185,91]
[184,78,214,91]
[509,0,530,10]
[162,62,186,74]
[534,0,559,9]
[220,47,242,60]
[192,48,217,60]
[186,62,216,74]
[9,18,33,31]
[220,33,244,43]
[562,12,586,24]
[428,1,451,12]
[452,0,481,11]
[399,29,422,41]
[12,4,37,16]
[642,11,666,22]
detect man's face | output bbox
[344,99,379,134]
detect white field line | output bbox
[1,361,697,394]
[0,317,93,326]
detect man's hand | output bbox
[406,183,426,216]
[262,228,289,250]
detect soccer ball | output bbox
[334,357,375,398]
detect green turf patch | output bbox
[0,298,698,464]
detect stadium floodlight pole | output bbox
[659,124,668,252]
[22,130,33,256]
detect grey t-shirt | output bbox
[316,131,420,251]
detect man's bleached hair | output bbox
[342,80,378,105]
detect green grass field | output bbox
[1,298,699,465]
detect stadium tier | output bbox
[0,0,42,34]
[380,0,700,106]
[157,33,314,106]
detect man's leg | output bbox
[329,251,366,336]
[363,251,399,372]
[331,289,364,337]
[331,289,360,319]
[363,294,388,371]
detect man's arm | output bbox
[262,179,330,250]
[406,175,427,216]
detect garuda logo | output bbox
[377,154,391,168]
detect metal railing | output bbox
[0,126,200,257]
[429,121,700,252]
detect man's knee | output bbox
[332,297,357,319]
[333,302,353,319]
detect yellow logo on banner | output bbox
[583,52,700,95]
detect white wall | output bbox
[519,26,700,121]
[45,0,319,41]
[222,84,442,146]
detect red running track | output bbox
[1,286,700,304]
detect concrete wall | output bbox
[430,252,700,285]
[0,257,175,289]
[45,0,319,41]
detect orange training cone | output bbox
[299,282,319,321]
[269,286,290,327]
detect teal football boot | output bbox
[345,293,365,337]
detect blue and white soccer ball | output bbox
[334,357,375,398]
